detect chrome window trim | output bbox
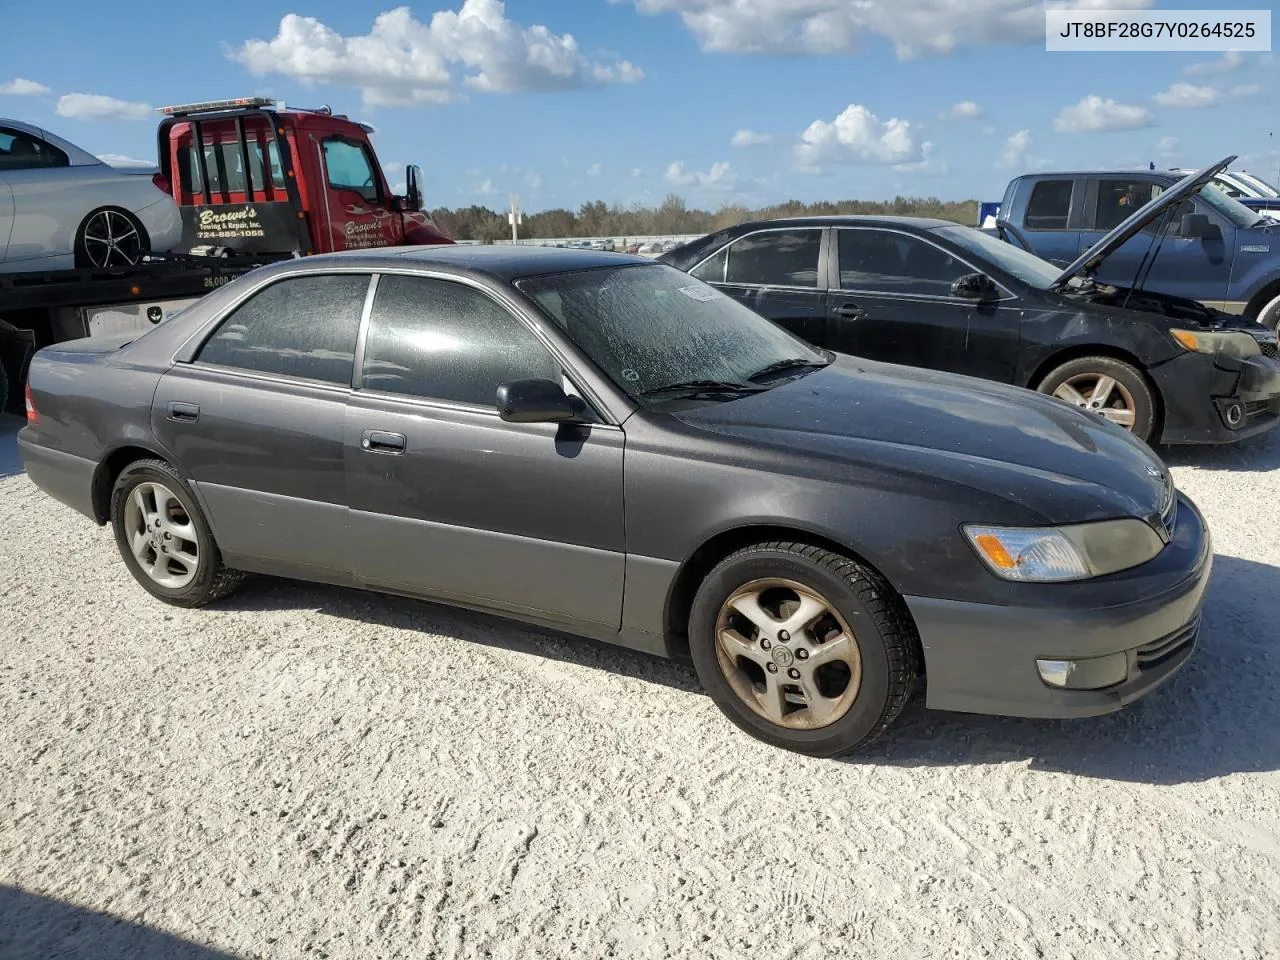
[349,384,623,432]
[685,225,825,290]
[834,226,1019,303]
[181,362,357,396]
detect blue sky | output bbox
[1,0,1276,211]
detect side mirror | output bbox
[950,272,998,301]
[496,378,586,424]
[405,164,424,212]
[1180,212,1220,240]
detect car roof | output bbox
[1014,169,1181,179]
[723,215,959,231]
[294,244,655,282]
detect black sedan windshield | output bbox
[517,263,826,402]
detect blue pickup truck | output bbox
[990,158,1280,332]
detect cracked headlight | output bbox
[1170,328,1261,360]
[964,519,1165,582]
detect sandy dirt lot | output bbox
[1,411,1278,959]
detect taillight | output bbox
[24,382,38,425]
[152,172,172,195]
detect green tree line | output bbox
[428,193,979,242]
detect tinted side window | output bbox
[1096,179,1165,232]
[0,128,70,170]
[690,246,727,283]
[362,275,560,407]
[1025,180,1073,230]
[196,274,368,384]
[324,139,379,203]
[838,230,970,296]
[724,230,821,287]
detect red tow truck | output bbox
[0,96,452,409]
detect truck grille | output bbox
[1261,339,1278,359]
[1136,618,1199,670]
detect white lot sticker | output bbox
[678,285,719,302]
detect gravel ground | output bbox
[1,411,1278,960]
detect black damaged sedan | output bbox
[660,162,1280,446]
[20,246,1210,756]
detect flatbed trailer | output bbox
[0,254,281,412]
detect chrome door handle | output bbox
[361,429,406,454]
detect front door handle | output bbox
[834,302,866,320]
[361,429,406,455]
[166,401,200,422]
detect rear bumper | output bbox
[1154,351,1280,444]
[17,429,98,521]
[906,495,1212,719]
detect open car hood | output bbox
[1048,155,1235,291]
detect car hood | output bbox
[672,355,1174,526]
[1051,155,1235,291]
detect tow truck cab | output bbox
[154,97,452,258]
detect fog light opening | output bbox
[1224,401,1244,428]
[1037,659,1075,688]
[1036,652,1129,691]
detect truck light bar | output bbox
[157,97,276,116]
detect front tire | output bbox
[689,541,920,757]
[75,207,150,268]
[110,459,245,607]
[1036,355,1157,443]
[1255,292,1280,335]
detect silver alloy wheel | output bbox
[123,482,199,590]
[1258,293,1280,335]
[715,578,863,730]
[82,210,145,268]
[1052,373,1137,429]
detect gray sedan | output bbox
[18,246,1211,755]
[1,118,181,271]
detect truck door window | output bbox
[323,138,380,204]
[1095,180,1164,232]
[0,128,69,170]
[1024,180,1073,230]
[837,229,970,297]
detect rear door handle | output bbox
[166,401,200,422]
[834,303,866,320]
[361,429,406,455]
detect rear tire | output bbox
[74,207,151,269]
[1036,355,1157,443]
[110,459,245,607]
[1255,292,1280,335]
[688,541,920,758]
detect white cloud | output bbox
[893,140,947,175]
[1153,82,1220,109]
[625,0,1155,58]
[1184,50,1243,76]
[996,129,1031,169]
[1231,84,1261,97]
[233,1,644,107]
[1155,135,1179,158]
[1053,95,1152,133]
[587,162,603,176]
[731,128,772,147]
[476,177,496,195]
[794,103,921,169]
[0,78,50,96]
[981,124,996,135]
[383,160,405,175]
[631,167,644,177]
[525,170,542,190]
[96,153,156,169]
[55,93,153,121]
[948,100,983,120]
[665,160,734,189]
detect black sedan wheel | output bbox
[110,459,245,607]
[1037,356,1156,442]
[689,541,920,757]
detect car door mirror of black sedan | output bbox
[496,378,587,424]
[950,272,999,301]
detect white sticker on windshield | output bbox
[678,285,719,303]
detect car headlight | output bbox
[1170,328,1260,359]
[964,518,1165,582]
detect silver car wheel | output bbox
[715,578,863,730]
[1257,293,1280,335]
[1052,373,1137,429]
[82,209,146,268]
[123,481,199,590]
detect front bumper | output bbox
[906,494,1212,719]
[1154,350,1280,444]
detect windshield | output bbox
[930,225,1062,289]
[1197,183,1267,228]
[1237,172,1280,198]
[517,263,826,403]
